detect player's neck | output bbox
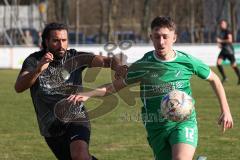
[155,50,176,61]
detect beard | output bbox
[48,48,67,60]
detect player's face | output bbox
[45,29,68,58]
[220,21,227,29]
[150,27,176,58]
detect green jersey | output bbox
[124,50,210,130]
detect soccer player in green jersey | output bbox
[67,16,233,160]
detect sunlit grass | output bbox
[0,67,239,159]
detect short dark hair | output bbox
[150,16,176,31]
[41,22,68,50]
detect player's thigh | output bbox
[170,120,198,145]
[169,120,198,158]
[67,122,91,159]
[153,142,172,160]
[70,139,91,160]
[147,129,172,160]
[45,135,71,160]
[172,143,196,160]
[227,54,237,66]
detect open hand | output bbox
[218,111,233,133]
[67,93,90,104]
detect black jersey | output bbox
[218,29,234,54]
[21,49,95,137]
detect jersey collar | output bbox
[153,50,177,62]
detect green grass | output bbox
[0,67,240,160]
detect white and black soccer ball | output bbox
[161,90,194,122]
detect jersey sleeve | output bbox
[124,60,148,85]
[20,55,37,73]
[190,55,211,79]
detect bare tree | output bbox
[62,0,69,25]
[190,0,195,43]
[141,0,152,43]
[75,0,80,44]
[229,0,237,41]
[106,0,118,42]
[35,0,240,44]
[98,0,105,43]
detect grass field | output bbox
[0,67,240,160]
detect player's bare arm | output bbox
[14,52,53,93]
[207,70,233,132]
[91,56,118,69]
[91,55,128,78]
[67,79,126,104]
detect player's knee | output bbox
[70,139,90,160]
[231,63,237,67]
[71,152,91,160]
[172,151,194,160]
[172,156,192,160]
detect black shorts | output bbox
[218,50,236,64]
[45,122,91,160]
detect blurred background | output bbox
[0,0,240,46]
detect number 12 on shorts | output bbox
[185,127,194,142]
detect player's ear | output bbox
[150,33,153,41]
[173,33,177,43]
[45,38,49,49]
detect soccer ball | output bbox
[161,90,194,122]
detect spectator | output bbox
[23,30,34,46]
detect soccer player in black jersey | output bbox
[14,22,124,160]
[216,19,240,84]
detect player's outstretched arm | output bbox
[91,56,127,78]
[207,70,233,132]
[91,56,118,70]
[15,52,53,93]
[67,79,126,104]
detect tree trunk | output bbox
[230,0,237,41]
[76,0,80,44]
[190,0,195,43]
[107,0,113,41]
[98,0,104,44]
[62,0,69,25]
[141,0,151,43]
